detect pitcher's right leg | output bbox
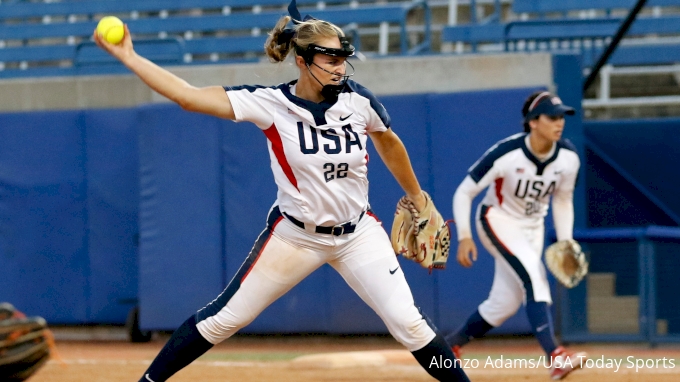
[196,223,325,343]
[140,209,325,381]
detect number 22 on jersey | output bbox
[297,121,363,183]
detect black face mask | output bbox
[321,83,345,102]
[296,37,356,101]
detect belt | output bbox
[283,210,367,236]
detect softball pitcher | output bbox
[445,91,587,380]
[94,1,468,381]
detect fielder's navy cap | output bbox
[524,92,575,122]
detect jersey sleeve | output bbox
[453,143,508,240]
[346,81,390,132]
[453,175,487,241]
[467,140,511,185]
[552,153,581,241]
[552,196,574,241]
[224,86,277,130]
[364,99,390,132]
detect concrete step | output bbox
[586,273,669,335]
[658,319,669,336]
[588,296,640,334]
[587,273,616,297]
[589,318,640,334]
[587,272,638,334]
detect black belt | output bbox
[283,210,367,236]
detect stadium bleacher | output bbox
[0,0,431,78]
[441,0,680,61]
[440,0,680,112]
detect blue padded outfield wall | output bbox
[0,109,139,323]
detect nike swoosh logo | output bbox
[389,266,400,275]
[145,374,155,382]
[554,170,563,174]
[339,113,353,121]
[537,323,549,332]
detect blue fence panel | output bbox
[0,110,89,323]
[84,110,140,323]
[585,146,677,227]
[585,118,680,228]
[137,104,224,330]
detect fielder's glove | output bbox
[544,239,589,288]
[391,191,451,272]
[0,303,52,381]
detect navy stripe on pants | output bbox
[196,206,283,322]
[479,205,536,302]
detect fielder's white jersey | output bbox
[454,133,580,240]
[226,79,389,226]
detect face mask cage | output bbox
[296,37,356,101]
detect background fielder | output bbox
[445,91,587,380]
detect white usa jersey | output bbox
[226,79,390,226]
[468,133,580,223]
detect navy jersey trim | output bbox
[280,80,337,126]
[226,80,390,128]
[224,84,274,92]
[196,206,284,322]
[226,81,335,126]
[521,138,577,176]
[469,134,525,183]
[345,80,391,128]
[480,205,536,302]
[520,143,560,176]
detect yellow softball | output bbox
[96,16,125,44]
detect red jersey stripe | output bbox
[495,178,504,205]
[263,123,299,192]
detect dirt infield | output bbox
[30,334,680,382]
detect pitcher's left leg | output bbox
[331,218,469,381]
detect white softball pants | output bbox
[195,206,436,351]
[475,205,552,327]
